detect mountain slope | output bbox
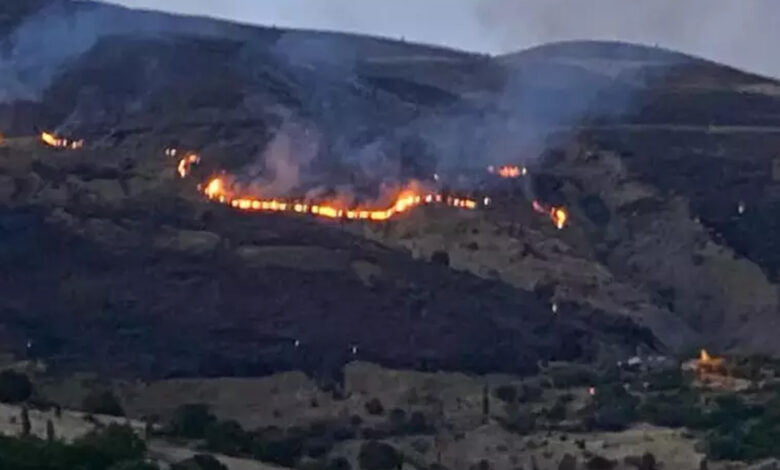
[1,1,780,378]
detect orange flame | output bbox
[488,165,527,178]
[41,132,84,150]
[201,176,477,222]
[552,207,568,230]
[532,200,568,230]
[700,349,712,362]
[177,154,200,178]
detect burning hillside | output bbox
[174,152,569,228]
[40,131,84,149]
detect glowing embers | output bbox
[41,132,84,150]
[488,165,527,178]
[177,154,200,178]
[532,200,569,230]
[201,176,478,222]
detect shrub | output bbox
[204,420,250,456]
[171,454,227,470]
[83,390,124,417]
[586,455,616,470]
[169,404,216,439]
[75,424,147,466]
[588,385,638,431]
[365,398,384,416]
[493,385,517,403]
[328,456,352,470]
[358,441,402,470]
[430,251,450,267]
[0,370,32,403]
[108,461,161,470]
[388,409,406,430]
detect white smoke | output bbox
[244,119,320,197]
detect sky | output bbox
[105,0,780,78]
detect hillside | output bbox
[0,0,779,382]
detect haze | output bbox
[104,0,780,79]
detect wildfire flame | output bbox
[700,349,712,363]
[488,165,527,179]
[41,132,84,150]
[201,176,477,221]
[552,207,568,230]
[177,154,200,178]
[532,200,568,230]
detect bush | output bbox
[358,441,402,470]
[585,455,616,470]
[0,425,150,470]
[547,399,567,423]
[329,456,352,470]
[501,405,535,435]
[644,368,685,391]
[204,420,250,456]
[169,404,216,439]
[83,390,124,417]
[74,424,147,468]
[108,461,161,470]
[251,427,304,467]
[365,398,384,416]
[588,385,638,431]
[0,370,32,403]
[430,251,450,267]
[639,392,707,429]
[388,409,406,430]
[493,385,517,403]
[171,454,227,470]
[548,367,597,388]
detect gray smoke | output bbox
[243,118,321,197]
[0,1,252,103]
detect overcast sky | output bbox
[106,0,780,78]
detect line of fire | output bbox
[177,151,569,228]
[36,132,568,229]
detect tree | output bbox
[76,424,147,465]
[482,385,490,423]
[46,419,55,441]
[20,407,30,436]
[83,390,125,417]
[365,398,384,416]
[0,370,32,403]
[493,385,517,403]
[204,420,249,456]
[358,441,402,470]
[169,404,216,439]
